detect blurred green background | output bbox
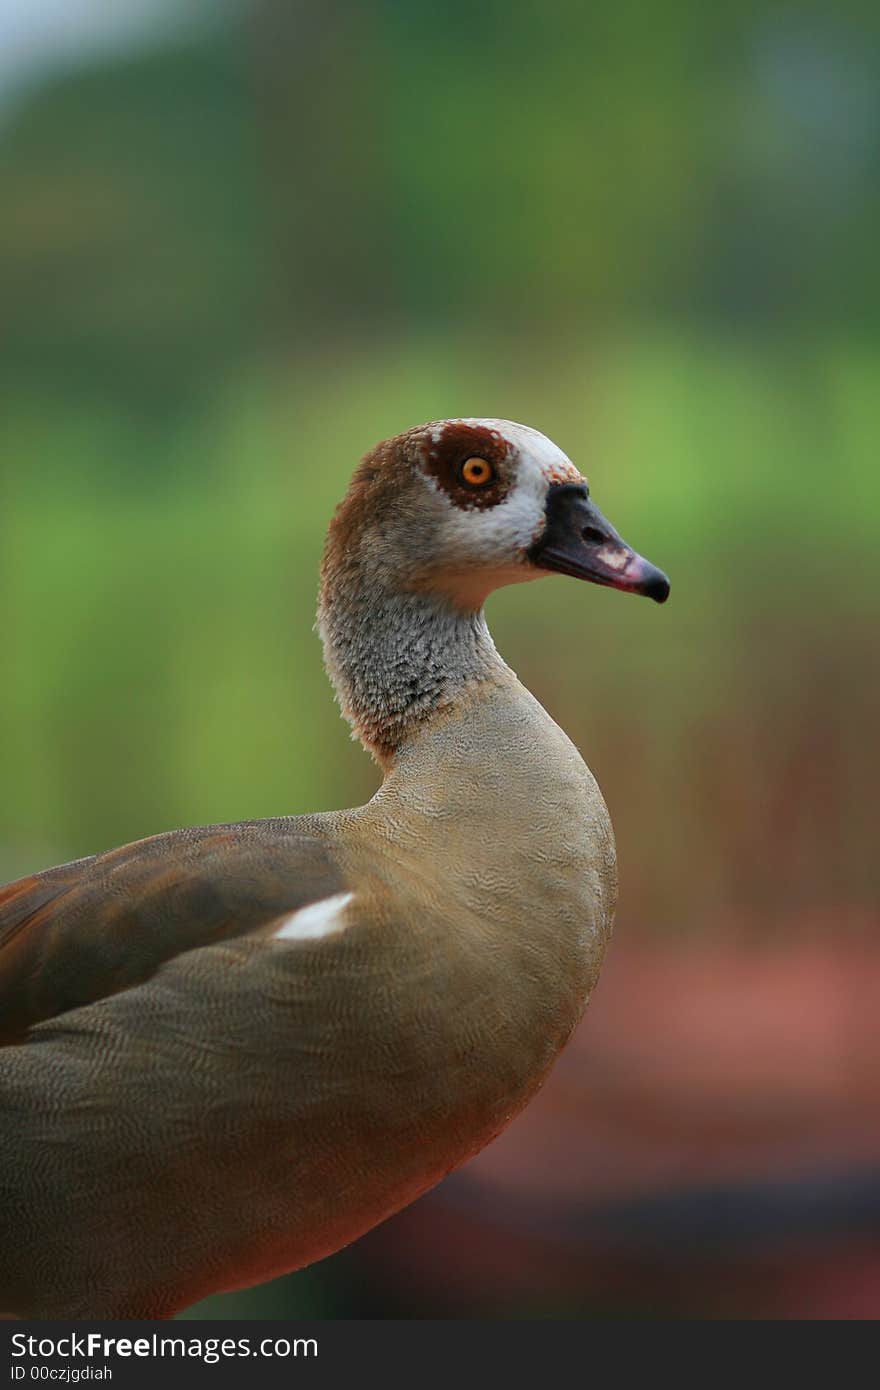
[2,0,879,1319]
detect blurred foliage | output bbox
[1,0,878,1320]
[2,0,880,416]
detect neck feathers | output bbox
[318,442,505,763]
[318,577,502,765]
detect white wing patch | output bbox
[274,891,354,941]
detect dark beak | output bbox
[529,482,670,603]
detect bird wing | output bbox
[0,828,478,1318]
[0,818,346,1043]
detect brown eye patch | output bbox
[420,422,513,510]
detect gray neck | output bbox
[318,581,504,763]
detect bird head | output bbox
[322,418,669,611]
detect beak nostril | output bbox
[581,526,606,546]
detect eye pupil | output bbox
[461,457,493,486]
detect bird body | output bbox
[0,419,667,1317]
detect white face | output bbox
[412,418,585,604]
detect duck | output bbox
[0,418,668,1319]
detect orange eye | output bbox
[460,457,494,487]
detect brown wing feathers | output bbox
[0,821,344,1045]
